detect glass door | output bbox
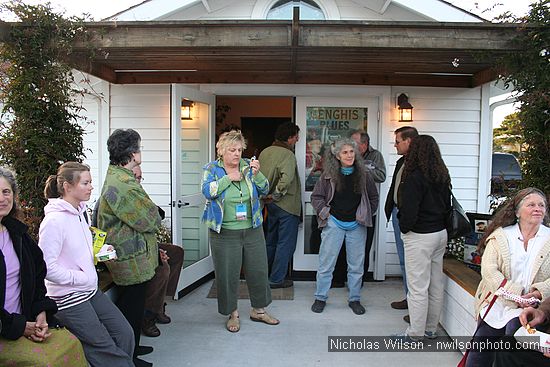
[171,85,215,295]
[294,97,380,271]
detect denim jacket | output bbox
[201,158,269,233]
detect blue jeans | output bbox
[315,218,367,302]
[265,203,300,284]
[392,206,408,296]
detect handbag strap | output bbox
[472,278,508,338]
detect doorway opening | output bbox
[215,96,294,158]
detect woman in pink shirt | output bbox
[39,162,135,367]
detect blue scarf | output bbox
[340,166,354,175]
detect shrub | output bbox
[0,1,90,238]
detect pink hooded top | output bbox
[39,198,98,297]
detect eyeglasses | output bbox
[394,140,404,145]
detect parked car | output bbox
[491,152,522,195]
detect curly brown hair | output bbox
[403,135,450,185]
[477,187,549,255]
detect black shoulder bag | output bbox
[446,189,471,239]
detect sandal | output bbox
[226,315,240,333]
[250,309,280,325]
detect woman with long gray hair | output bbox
[310,138,379,315]
[0,166,87,367]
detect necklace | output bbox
[0,227,7,252]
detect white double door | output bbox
[170,85,215,295]
[169,87,383,294]
[293,96,383,279]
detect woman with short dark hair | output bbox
[98,129,161,367]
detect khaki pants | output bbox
[209,226,272,315]
[402,229,447,338]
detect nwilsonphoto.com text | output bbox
[327,336,542,352]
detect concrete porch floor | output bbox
[140,278,462,366]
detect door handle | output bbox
[177,200,190,208]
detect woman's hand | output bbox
[33,311,51,341]
[250,159,260,176]
[23,312,51,342]
[23,321,37,339]
[159,248,169,262]
[518,290,542,308]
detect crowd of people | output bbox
[1,125,549,366]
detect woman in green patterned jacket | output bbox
[97,128,160,367]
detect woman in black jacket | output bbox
[394,135,451,341]
[0,166,85,366]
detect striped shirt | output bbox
[50,288,97,311]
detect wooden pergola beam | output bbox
[113,69,474,87]
[0,19,524,87]
[73,20,518,50]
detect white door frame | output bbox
[294,96,386,279]
[171,84,216,296]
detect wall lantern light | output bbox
[181,100,194,120]
[397,93,413,122]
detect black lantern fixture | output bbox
[397,93,413,122]
[181,100,194,120]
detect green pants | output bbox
[209,226,272,315]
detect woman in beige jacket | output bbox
[467,187,550,367]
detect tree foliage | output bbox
[497,0,550,194]
[492,112,525,157]
[0,1,90,237]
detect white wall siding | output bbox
[161,0,256,20]
[382,86,483,276]
[81,99,101,201]
[336,0,429,21]
[75,74,110,208]
[109,84,172,218]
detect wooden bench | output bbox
[443,257,481,296]
[441,257,481,337]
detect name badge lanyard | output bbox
[231,181,243,203]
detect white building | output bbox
[75,1,516,322]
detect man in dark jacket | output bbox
[384,126,418,312]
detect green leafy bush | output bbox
[497,0,550,194]
[0,1,90,238]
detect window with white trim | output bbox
[267,0,325,20]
